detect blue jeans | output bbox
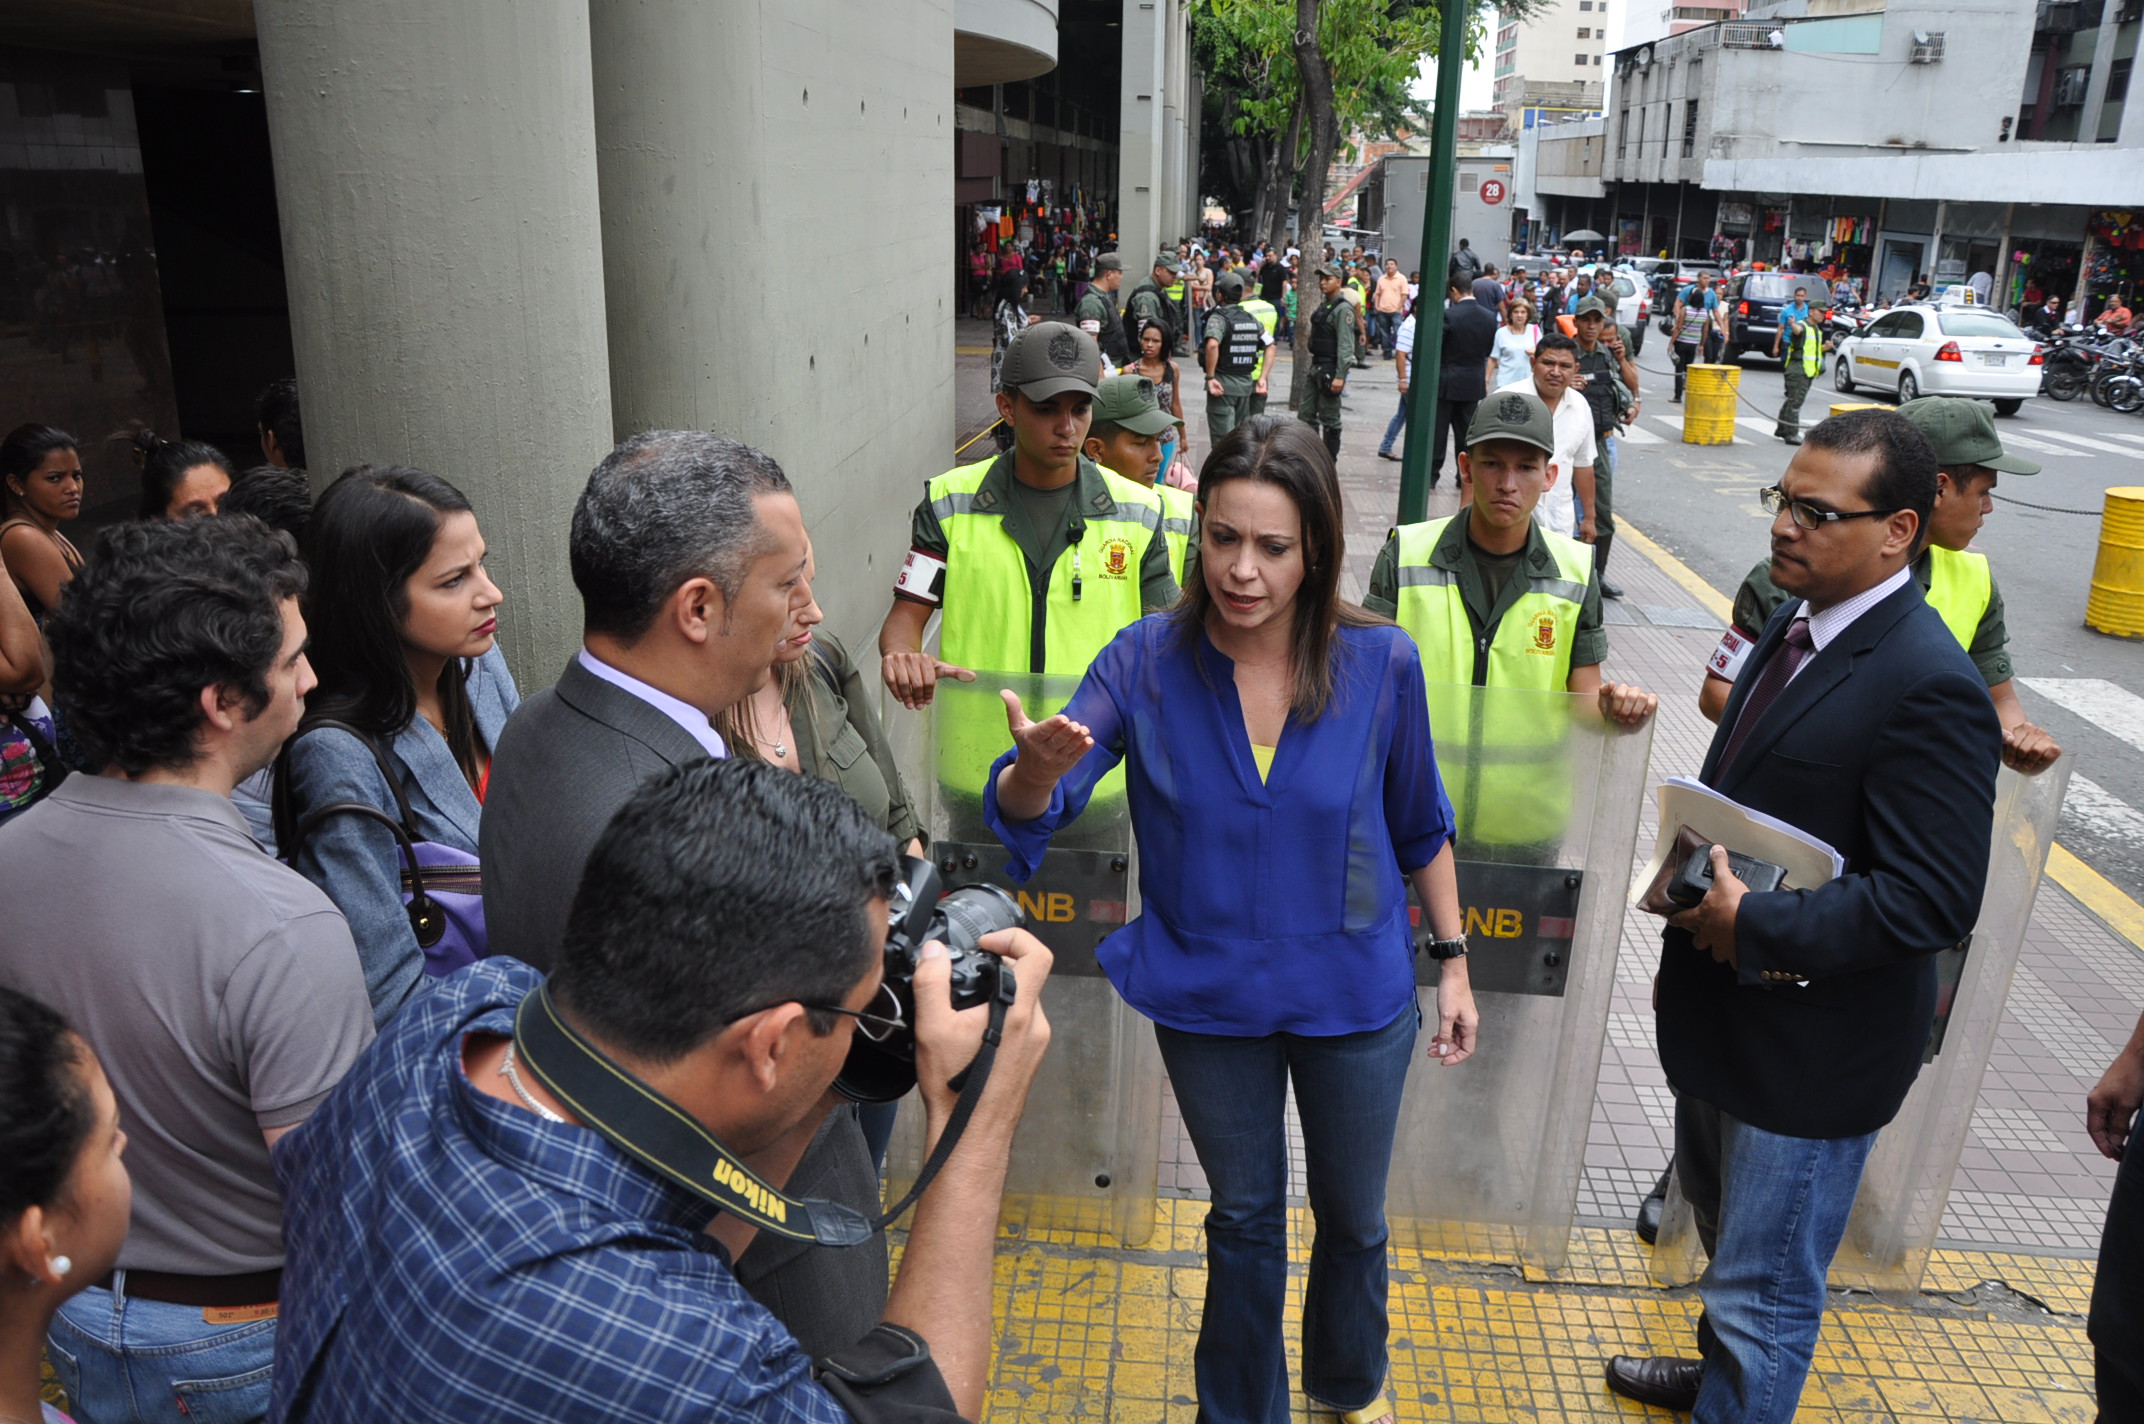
[1379,384,1410,455]
[1675,1097,1878,1424]
[49,1273,278,1424]
[1156,1000,1419,1424]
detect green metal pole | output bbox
[1396,0,1473,526]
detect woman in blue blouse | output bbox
[986,415,1477,1424]
[283,466,518,1024]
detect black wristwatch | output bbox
[1423,934,1469,961]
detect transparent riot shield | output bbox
[877,671,1162,1247]
[1651,761,2073,1296]
[1385,684,1656,1273]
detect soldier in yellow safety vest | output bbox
[1239,284,1280,418]
[879,321,1177,798]
[1365,390,1658,852]
[1699,396,2062,774]
[1081,373,1198,583]
[1772,288,1825,444]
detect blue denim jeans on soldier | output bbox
[1675,1096,1878,1424]
[49,1273,277,1424]
[1155,1000,1419,1424]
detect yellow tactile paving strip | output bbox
[927,1199,2099,1424]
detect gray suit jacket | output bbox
[480,655,711,974]
[478,653,890,1351]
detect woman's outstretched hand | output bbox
[993,689,1095,824]
[1003,689,1093,784]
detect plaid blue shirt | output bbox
[269,960,850,1424]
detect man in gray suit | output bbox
[481,429,882,1356]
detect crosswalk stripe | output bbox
[2063,774,2144,854]
[2103,430,2144,446]
[2028,429,2141,456]
[1614,423,1662,444]
[1998,431,2087,457]
[2019,677,2144,758]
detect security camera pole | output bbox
[1397,0,1472,525]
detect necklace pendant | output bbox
[774,740,788,758]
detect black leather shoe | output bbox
[1605,1355,1703,1411]
[1598,578,1625,600]
[1635,1164,1671,1244]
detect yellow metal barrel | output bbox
[1682,363,1739,444]
[2087,487,2144,639]
[1828,402,1893,418]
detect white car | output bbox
[1832,305,2043,415]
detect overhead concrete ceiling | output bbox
[0,0,255,52]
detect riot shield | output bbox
[877,671,1162,1247]
[1386,684,1656,1273]
[1650,761,2073,1296]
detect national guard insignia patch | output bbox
[1531,612,1557,653]
[1102,537,1133,578]
[1498,394,1533,424]
[1048,330,1081,369]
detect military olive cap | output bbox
[1155,248,1179,270]
[1093,252,1124,273]
[1574,295,1614,319]
[999,322,1101,402]
[1894,396,2040,475]
[1465,389,1558,456]
[1092,374,1179,436]
[1216,269,1246,297]
[1311,260,1341,280]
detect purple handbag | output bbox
[274,720,487,976]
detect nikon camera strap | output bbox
[511,982,1008,1248]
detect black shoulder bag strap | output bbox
[272,719,450,948]
[510,979,1011,1247]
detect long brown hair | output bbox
[1172,415,1383,721]
[714,657,810,763]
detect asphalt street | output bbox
[1609,331,2144,902]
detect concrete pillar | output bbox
[254,0,613,689]
[1118,0,1169,263]
[1160,0,1186,243]
[587,0,956,653]
[2080,0,2125,145]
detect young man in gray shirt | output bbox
[0,517,374,1422]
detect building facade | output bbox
[0,0,1198,681]
[1494,0,1611,136]
[1598,0,2144,306]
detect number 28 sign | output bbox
[1479,179,1507,206]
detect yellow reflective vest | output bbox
[1390,515,1595,846]
[1787,315,1822,377]
[927,455,1163,798]
[1924,544,1992,651]
[1155,482,1197,584]
[1240,297,1279,382]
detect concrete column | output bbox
[1117,0,1169,263]
[1159,0,1187,243]
[2080,1,2126,145]
[254,0,613,688]
[587,0,956,653]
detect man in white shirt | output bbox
[1376,304,1419,460]
[1489,332,1594,538]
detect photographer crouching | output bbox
[269,758,1052,1423]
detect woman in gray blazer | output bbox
[283,466,519,1024]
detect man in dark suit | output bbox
[1607,409,2003,1421]
[1429,276,1499,487]
[482,430,809,974]
[482,431,890,1359]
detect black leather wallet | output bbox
[1666,845,1789,907]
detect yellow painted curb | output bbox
[2048,843,2144,953]
[1618,516,2144,957]
[1614,517,1734,623]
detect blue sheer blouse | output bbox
[984,615,1455,1037]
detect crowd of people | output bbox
[0,241,2137,1424]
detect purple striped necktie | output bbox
[1717,617,1814,778]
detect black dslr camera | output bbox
[835,857,1023,1104]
